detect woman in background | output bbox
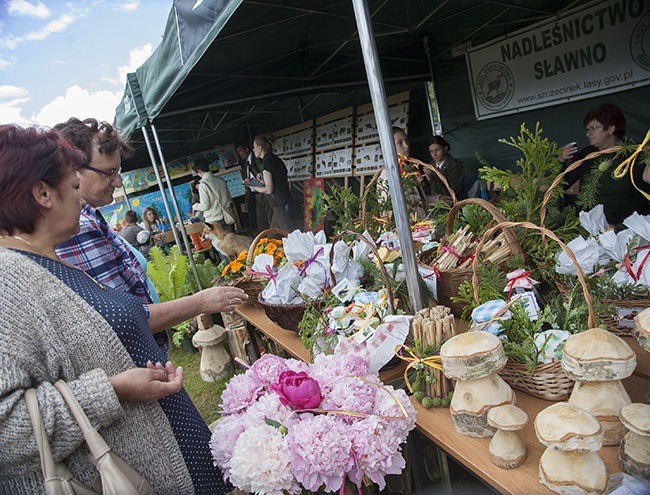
[427,135,467,202]
[558,102,650,226]
[247,132,299,230]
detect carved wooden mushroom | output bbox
[192,314,232,382]
[562,327,636,446]
[535,402,607,495]
[618,403,650,479]
[441,331,515,438]
[634,307,650,352]
[487,404,528,469]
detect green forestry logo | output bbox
[476,62,515,111]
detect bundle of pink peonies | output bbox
[210,353,416,495]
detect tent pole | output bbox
[140,126,181,248]
[351,0,424,313]
[150,124,202,291]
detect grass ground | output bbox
[169,344,233,425]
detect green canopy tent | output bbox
[113,0,650,305]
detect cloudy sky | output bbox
[0,0,170,127]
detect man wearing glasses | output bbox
[54,118,247,355]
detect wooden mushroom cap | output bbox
[440,331,506,380]
[561,328,636,381]
[619,403,650,436]
[535,403,602,451]
[634,307,650,352]
[192,325,227,347]
[488,404,528,431]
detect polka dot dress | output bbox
[27,253,232,495]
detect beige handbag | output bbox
[24,380,155,495]
[222,202,237,225]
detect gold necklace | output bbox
[2,235,107,291]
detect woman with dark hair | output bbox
[559,103,650,225]
[248,132,299,230]
[0,124,241,494]
[427,135,467,201]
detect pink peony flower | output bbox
[250,353,289,385]
[220,372,264,414]
[271,370,322,410]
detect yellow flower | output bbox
[237,250,248,262]
[266,243,277,255]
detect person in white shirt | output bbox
[191,158,236,231]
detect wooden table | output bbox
[235,301,650,495]
[413,372,648,495]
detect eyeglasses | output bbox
[585,125,604,134]
[83,164,122,180]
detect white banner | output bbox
[467,0,650,120]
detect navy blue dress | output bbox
[24,251,231,495]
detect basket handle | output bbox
[539,145,621,234]
[445,197,525,261]
[360,155,457,232]
[328,230,397,315]
[245,228,288,264]
[471,221,595,328]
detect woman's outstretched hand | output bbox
[110,361,184,402]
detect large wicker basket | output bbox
[538,152,650,336]
[421,198,524,316]
[471,221,596,401]
[257,293,306,333]
[231,228,287,307]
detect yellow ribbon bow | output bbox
[394,344,444,394]
[613,129,650,201]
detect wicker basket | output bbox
[361,157,457,233]
[257,293,306,333]
[596,298,650,336]
[329,230,398,314]
[421,198,524,316]
[471,221,596,401]
[498,360,574,401]
[231,228,287,307]
[537,148,650,336]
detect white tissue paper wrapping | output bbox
[334,314,413,373]
[579,205,608,236]
[555,236,602,275]
[612,246,650,289]
[283,229,321,263]
[250,253,275,274]
[599,229,637,263]
[624,212,650,243]
[331,240,364,284]
[261,263,303,304]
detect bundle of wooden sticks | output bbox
[411,306,457,399]
[432,226,512,270]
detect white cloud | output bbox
[7,0,51,19]
[0,85,31,125]
[0,56,14,70]
[0,85,29,99]
[32,85,123,127]
[115,1,141,13]
[103,43,153,86]
[23,14,77,42]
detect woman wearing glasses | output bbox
[558,103,650,226]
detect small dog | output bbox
[201,222,254,262]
